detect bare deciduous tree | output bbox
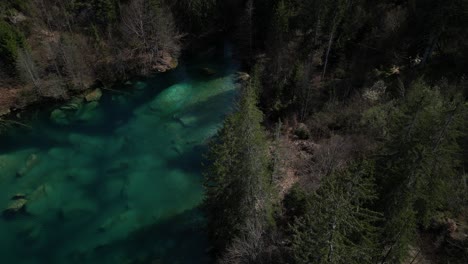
[16,48,41,89]
[50,34,94,91]
[220,217,265,264]
[120,0,180,74]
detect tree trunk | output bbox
[327,216,337,263]
[322,22,336,79]
[421,33,440,66]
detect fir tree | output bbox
[291,160,381,264]
[377,81,467,262]
[204,69,272,252]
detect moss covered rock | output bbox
[50,109,69,125]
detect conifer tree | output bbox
[377,81,467,262]
[93,0,118,27]
[204,69,272,252]
[291,160,381,264]
[0,20,26,75]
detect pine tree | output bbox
[291,160,381,264]
[93,0,118,27]
[204,69,272,252]
[172,0,217,32]
[377,81,467,262]
[0,20,26,75]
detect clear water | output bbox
[0,45,238,264]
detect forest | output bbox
[0,0,467,263]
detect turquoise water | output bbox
[0,46,238,264]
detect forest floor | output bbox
[0,86,37,116]
[276,127,315,199]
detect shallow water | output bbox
[0,45,238,264]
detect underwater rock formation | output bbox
[3,198,27,217]
[149,83,192,114]
[16,153,39,177]
[50,97,102,125]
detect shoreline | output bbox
[0,30,234,123]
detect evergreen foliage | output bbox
[204,69,272,252]
[291,161,381,264]
[0,0,467,262]
[0,20,26,75]
[375,81,467,262]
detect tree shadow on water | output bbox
[76,207,212,264]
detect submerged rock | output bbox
[27,183,63,218]
[149,83,192,114]
[17,222,42,242]
[134,81,147,90]
[85,88,103,102]
[200,67,217,76]
[0,149,39,180]
[172,145,183,155]
[3,198,27,217]
[50,109,70,125]
[106,160,130,174]
[172,114,197,128]
[113,95,129,107]
[59,199,97,221]
[16,153,39,177]
[98,210,132,232]
[29,184,52,201]
[60,97,84,111]
[51,98,102,125]
[12,193,27,200]
[76,102,100,122]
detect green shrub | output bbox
[294,123,310,140]
[0,20,26,75]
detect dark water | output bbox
[0,44,238,264]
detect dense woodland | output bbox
[203,0,468,263]
[0,0,467,263]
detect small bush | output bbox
[294,123,310,140]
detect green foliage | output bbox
[171,0,217,32]
[93,0,118,25]
[376,81,467,262]
[270,0,294,43]
[294,124,310,140]
[291,160,381,264]
[0,0,29,13]
[361,100,397,137]
[204,69,272,250]
[0,20,26,75]
[283,184,311,220]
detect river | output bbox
[0,43,238,264]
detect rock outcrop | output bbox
[154,51,179,72]
[50,96,102,125]
[235,72,251,82]
[85,88,103,102]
